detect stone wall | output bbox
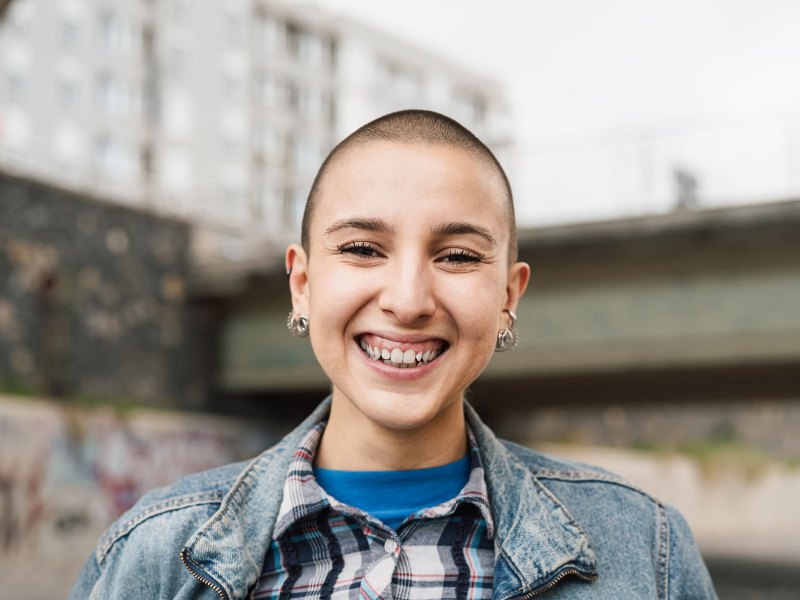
[0,171,209,406]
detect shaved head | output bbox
[301,109,518,262]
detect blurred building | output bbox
[0,0,509,263]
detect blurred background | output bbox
[1,0,799,597]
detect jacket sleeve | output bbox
[68,553,102,600]
[665,504,718,599]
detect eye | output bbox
[438,249,484,264]
[337,241,383,259]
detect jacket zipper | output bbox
[180,548,228,599]
[514,568,598,599]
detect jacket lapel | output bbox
[182,399,333,599]
[464,403,597,599]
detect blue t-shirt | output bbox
[313,456,470,530]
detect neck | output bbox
[315,394,467,471]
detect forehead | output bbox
[314,141,509,233]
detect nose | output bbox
[377,252,436,324]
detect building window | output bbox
[96,136,132,178]
[286,134,318,172]
[5,0,33,35]
[140,145,153,176]
[170,0,190,25]
[226,11,245,45]
[257,14,283,52]
[255,72,270,105]
[5,73,25,103]
[282,188,305,229]
[376,59,422,103]
[166,47,190,81]
[306,90,333,123]
[59,80,81,113]
[296,86,311,118]
[220,186,248,222]
[262,130,282,166]
[453,90,487,123]
[98,11,136,56]
[97,75,137,118]
[287,23,312,61]
[225,74,244,102]
[325,38,337,68]
[285,80,298,110]
[97,75,115,115]
[321,91,335,124]
[61,18,81,52]
[286,26,325,65]
[223,135,245,162]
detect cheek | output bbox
[441,278,506,340]
[307,268,369,323]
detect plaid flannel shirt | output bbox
[251,422,496,599]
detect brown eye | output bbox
[338,242,383,259]
[439,249,483,264]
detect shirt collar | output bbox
[272,422,495,540]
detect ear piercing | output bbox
[495,309,518,352]
[288,308,515,348]
[287,311,310,337]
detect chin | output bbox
[340,387,462,433]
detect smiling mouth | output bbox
[357,334,448,369]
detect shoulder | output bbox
[94,425,297,565]
[499,440,716,598]
[500,438,654,497]
[95,459,248,564]
[500,438,667,533]
[70,459,255,599]
[71,406,327,599]
[96,425,304,563]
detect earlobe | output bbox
[286,244,310,313]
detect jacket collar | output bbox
[182,398,596,599]
[463,402,597,598]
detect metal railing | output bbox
[508,111,800,226]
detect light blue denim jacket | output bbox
[70,399,717,599]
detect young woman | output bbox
[71,110,717,599]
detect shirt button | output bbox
[383,539,397,554]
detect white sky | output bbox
[312,0,800,224]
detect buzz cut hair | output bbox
[300,109,518,263]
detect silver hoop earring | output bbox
[494,309,518,352]
[286,311,309,337]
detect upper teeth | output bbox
[359,339,439,366]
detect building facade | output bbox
[0,0,509,262]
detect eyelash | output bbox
[440,249,483,264]
[337,241,382,258]
[337,243,484,264]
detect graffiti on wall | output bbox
[0,396,274,597]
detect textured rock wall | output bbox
[0,171,208,406]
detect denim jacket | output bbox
[70,399,717,599]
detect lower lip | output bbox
[355,341,444,381]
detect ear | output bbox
[286,244,310,314]
[504,261,531,313]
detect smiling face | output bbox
[287,141,529,447]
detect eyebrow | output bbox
[324,217,497,247]
[431,222,497,247]
[325,218,395,235]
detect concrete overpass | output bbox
[194,199,800,416]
